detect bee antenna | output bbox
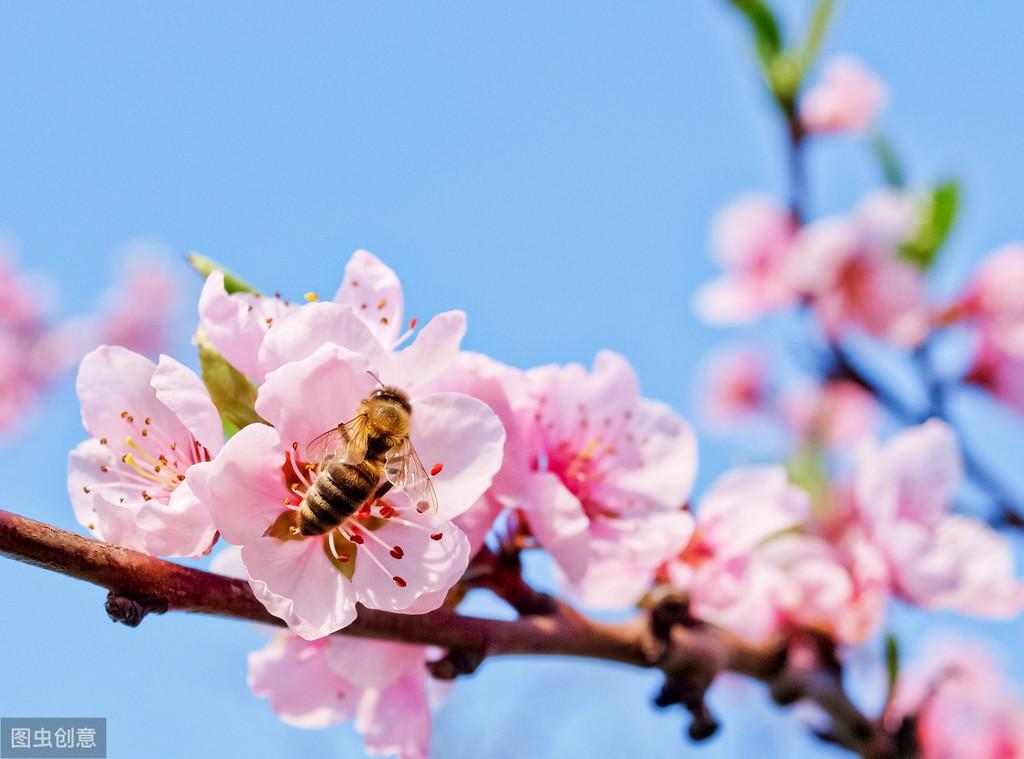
[366,370,384,387]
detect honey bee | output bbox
[294,383,438,536]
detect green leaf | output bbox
[786,446,829,507]
[198,336,266,433]
[186,252,259,294]
[871,132,906,189]
[885,632,900,693]
[900,180,960,270]
[796,0,837,78]
[727,0,784,71]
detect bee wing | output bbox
[384,437,439,514]
[305,415,369,466]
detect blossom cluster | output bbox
[0,247,179,436]
[61,241,1024,757]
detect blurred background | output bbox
[1,2,1022,756]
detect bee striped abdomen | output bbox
[298,458,383,536]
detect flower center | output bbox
[81,412,211,506]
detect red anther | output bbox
[390,546,404,559]
[379,505,395,519]
[337,553,350,564]
[357,503,372,519]
[408,317,418,330]
[430,533,443,541]
[430,463,443,476]
[350,533,364,545]
[393,576,407,588]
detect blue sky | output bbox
[2,2,1023,757]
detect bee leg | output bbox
[372,480,394,501]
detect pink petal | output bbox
[76,346,190,460]
[892,515,1024,616]
[521,472,591,582]
[131,482,218,557]
[243,537,359,639]
[407,392,506,521]
[210,545,246,579]
[351,500,471,614]
[151,354,223,455]
[198,270,287,381]
[696,466,810,559]
[325,638,425,690]
[67,438,123,529]
[186,424,292,545]
[332,250,405,348]
[388,310,466,390]
[248,634,357,728]
[355,668,431,759]
[255,345,377,459]
[257,301,388,377]
[854,419,961,528]
[601,400,697,510]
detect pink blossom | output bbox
[0,253,75,433]
[853,419,1024,616]
[198,250,463,384]
[966,337,1024,414]
[248,632,438,759]
[800,55,887,134]
[187,344,505,638]
[781,379,878,447]
[889,639,1024,759]
[67,346,220,557]
[694,195,798,323]
[501,351,697,608]
[958,244,1024,359]
[788,192,930,348]
[96,254,180,356]
[197,269,296,381]
[665,467,810,643]
[699,349,769,428]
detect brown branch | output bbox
[0,509,897,757]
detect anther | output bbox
[304,292,319,302]
[389,546,404,559]
[430,463,443,476]
[393,576,407,588]
[430,532,443,541]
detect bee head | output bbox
[365,386,412,445]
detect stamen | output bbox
[304,292,319,302]
[430,463,443,476]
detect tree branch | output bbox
[0,508,898,757]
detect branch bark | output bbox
[0,508,898,757]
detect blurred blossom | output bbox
[853,419,1024,616]
[249,633,441,759]
[694,195,798,324]
[502,351,697,609]
[780,379,878,447]
[699,349,769,428]
[787,191,930,348]
[800,55,887,135]
[957,243,1024,359]
[966,337,1024,414]
[889,639,1024,759]
[96,253,181,355]
[0,252,76,433]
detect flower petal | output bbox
[255,345,376,458]
[186,424,291,545]
[355,668,431,759]
[248,634,357,728]
[325,638,425,690]
[388,310,466,390]
[243,537,359,639]
[132,482,217,557]
[76,346,190,460]
[332,250,404,348]
[151,354,223,455]
[407,392,506,521]
[257,301,388,377]
[521,472,590,582]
